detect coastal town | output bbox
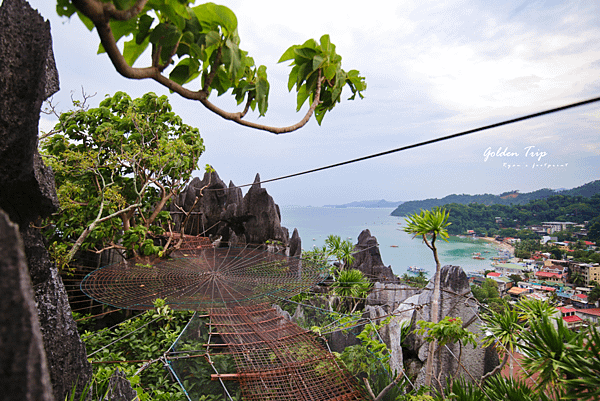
[467,222,599,330]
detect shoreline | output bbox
[479,236,515,255]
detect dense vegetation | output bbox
[442,193,600,236]
[391,180,600,217]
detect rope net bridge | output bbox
[80,237,368,400]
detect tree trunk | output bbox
[424,242,441,389]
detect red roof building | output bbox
[487,272,501,277]
[535,271,562,279]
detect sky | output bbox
[26,0,600,206]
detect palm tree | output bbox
[403,207,451,389]
[332,269,372,313]
[325,234,355,270]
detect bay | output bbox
[280,206,499,276]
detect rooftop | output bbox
[563,315,583,323]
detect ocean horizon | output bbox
[280,206,501,276]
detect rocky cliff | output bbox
[0,0,92,399]
[171,171,294,250]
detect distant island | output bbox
[324,199,403,208]
[391,180,600,216]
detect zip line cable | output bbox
[213,95,600,191]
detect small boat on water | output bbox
[408,266,427,274]
[390,245,398,248]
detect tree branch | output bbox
[70,0,325,134]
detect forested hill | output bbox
[324,199,403,208]
[390,180,600,216]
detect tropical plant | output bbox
[518,313,574,397]
[332,269,372,313]
[480,305,523,378]
[403,207,451,389]
[415,316,478,387]
[325,234,355,269]
[41,91,205,263]
[558,324,600,400]
[55,0,366,134]
[78,300,197,400]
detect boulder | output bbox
[0,210,53,401]
[105,369,137,401]
[349,230,398,282]
[396,265,487,390]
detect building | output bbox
[542,221,576,234]
[534,271,565,286]
[575,308,600,325]
[494,263,528,276]
[557,307,583,330]
[569,262,600,286]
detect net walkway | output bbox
[80,237,368,399]
[80,240,329,310]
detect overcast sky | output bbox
[27,0,600,206]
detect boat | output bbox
[408,266,427,274]
[390,245,398,248]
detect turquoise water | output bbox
[280,206,499,276]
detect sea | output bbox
[279,206,500,277]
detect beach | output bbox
[480,236,516,254]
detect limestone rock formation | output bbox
[0,0,59,224]
[0,210,54,401]
[366,282,420,310]
[0,0,92,399]
[349,230,399,282]
[171,171,293,248]
[105,369,137,401]
[395,265,488,389]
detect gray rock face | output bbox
[289,228,302,257]
[349,230,398,282]
[395,265,487,390]
[105,369,137,401]
[0,1,92,399]
[0,0,59,226]
[28,226,92,400]
[172,171,292,248]
[0,210,54,401]
[366,282,420,309]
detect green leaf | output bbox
[223,39,242,78]
[136,15,155,45]
[294,47,318,61]
[296,85,310,112]
[75,10,95,31]
[56,0,77,18]
[323,64,336,81]
[192,3,238,35]
[312,55,324,71]
[287,65,299,91]
[124,36,150,66]
[169,58,200,85]
[278,45,299,63]
[319,34,332,53]
[256,76,269,117]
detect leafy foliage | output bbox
[415,316,478,349]
[55,0,366,133]
[78,300,195,400]
[41,92,204,262]
[279,35,366,124]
